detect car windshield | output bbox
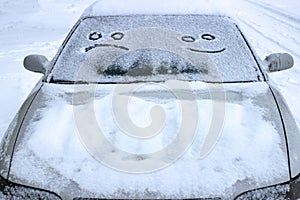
[49,15,263,83]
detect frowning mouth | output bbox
[85,43,129,52]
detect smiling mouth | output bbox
[85,43,129,52]
[85,43,226,54]
[187,47,226,54]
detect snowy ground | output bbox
[0,0,299,139]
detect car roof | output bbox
[81,0,229,18]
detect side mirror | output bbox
[23,54,49,74]
[264,53,294,73]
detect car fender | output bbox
[268,80,300,179]
[0,79,44,179]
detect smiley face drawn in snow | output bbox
[81,27,225,81]
[86,30,225,54]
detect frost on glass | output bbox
[50,15,262,83]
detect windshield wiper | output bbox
[49,79,90,85]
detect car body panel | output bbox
[0,79,43,179]
[268,81,300,178]
[6,81,290,199]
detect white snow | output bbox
[10,82,289,199]
[1,0,299,140]
[83,0,234,17]
[0,0,300,198]
[0,0,94,140]
[50,15,261,83]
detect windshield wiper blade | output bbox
[50,80,90,84]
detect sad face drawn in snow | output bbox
[78,27,225,82]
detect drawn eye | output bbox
[111,32,124,40]
[201,34,215,41]
[89,32,102,41]
[182,36,196,42]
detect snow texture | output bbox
[235,184,290,200]
[0,0,300,198]
[82,0,232,17]
[51,15,261,83]
[0,183,60,200]
[1,0,299,141]
[9,82,289,199]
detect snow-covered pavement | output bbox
[232,0,300,129]
[0,0,299,139]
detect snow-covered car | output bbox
[1,2,300,200]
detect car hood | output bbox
[9,81,289,199]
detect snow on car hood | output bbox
[9,81,289,199]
